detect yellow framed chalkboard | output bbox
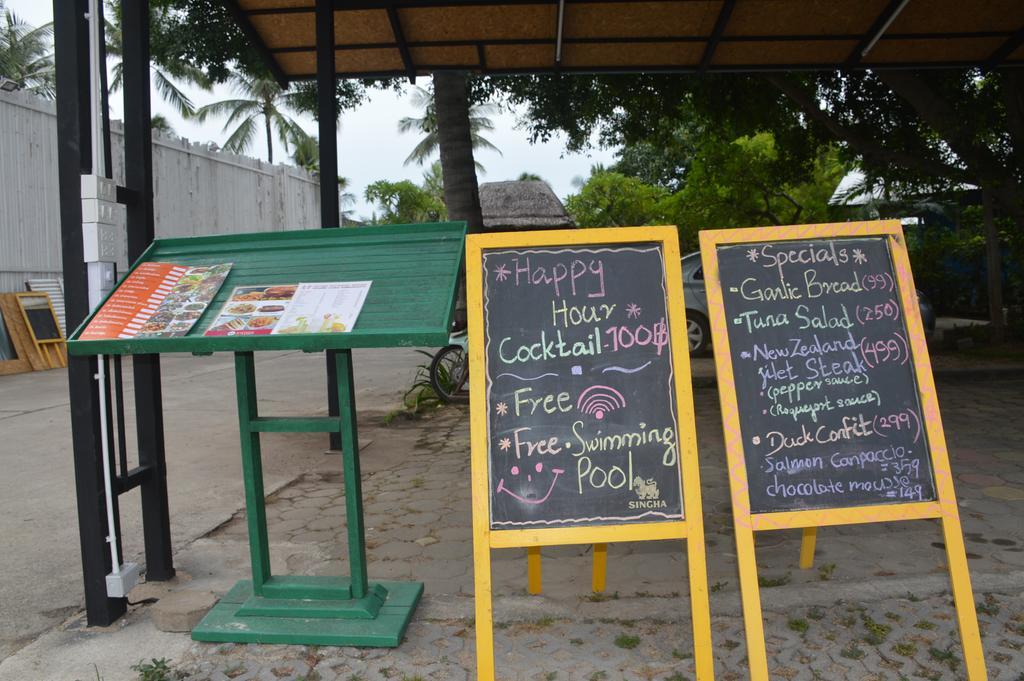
[700,220,985,680]
[466,226,713,680]
[15,292,66,369]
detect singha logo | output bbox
[629,477,666,509]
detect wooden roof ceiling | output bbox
[226,0,1024,82]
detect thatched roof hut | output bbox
[479,180,574,231]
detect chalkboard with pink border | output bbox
[481,244,685,528]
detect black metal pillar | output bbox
[54,0,127,625]
[316,0,342,450]
[122,0,175,580]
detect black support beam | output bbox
[222,0,290,86]
[988,25,1024,70]
[316,0,339,228]
[846,0,908,66]
[55,0,126,626]
[264,31,1016,55]
[316,0,344,451]
[386,5,417,82]
[699,0,735,72]
[122,0,175,583]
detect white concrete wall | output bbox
[0,90,321,292]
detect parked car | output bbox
[679,252,937,356]
[680,252,712,355]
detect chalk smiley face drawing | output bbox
[496,460,565,505]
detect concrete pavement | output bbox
[0,348,429,662]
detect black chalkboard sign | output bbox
[19,295,62,341]
[716,237,936,514]
[481,243,685,529]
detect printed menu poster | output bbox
[203,284,298,336]
[273,282,372,334]
[79,262,232,340]
[204,281,371,336]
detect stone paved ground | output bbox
[203,377,1024,598]
[174,590,1024,680]
[151,377,1024,679]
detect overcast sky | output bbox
[11,1,618,219]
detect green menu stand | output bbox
[68,222,467,646]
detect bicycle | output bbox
[429,328,469,403]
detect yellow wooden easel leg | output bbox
[473,535,495,681]
[591,543,607,593]
[941,508,988,679]
[527,546,542,595]
[736,524,769,681]
[799,527,817,569]
[687,530,715,679]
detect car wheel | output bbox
[686,311,711,356]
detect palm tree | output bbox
[432,71,486,331]
[422,161,445,207]
[290,133,321,174]
[288,134,357,222]
[398,83,501,172]
[0,4,54,98]
[104,3,210,118]
[194,71,312,164]
[150,114,175,137]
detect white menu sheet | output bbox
[271,281,372,334]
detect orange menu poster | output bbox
[80,262,231,340]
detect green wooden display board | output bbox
[67,222,466,354]
[68,222,467,646]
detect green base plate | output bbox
[191,578,423,647]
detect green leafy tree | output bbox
[567,131,845,251]
[364,179,446,224]
[675,133,842,227]
[138,0,379,118]
[0,3,54,98]
[194,72,311,163]
[398,83,501,171]
[485,70,1022,336]
[565,172,668,228]
[145,0,271,84]
[105,2,211,117]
